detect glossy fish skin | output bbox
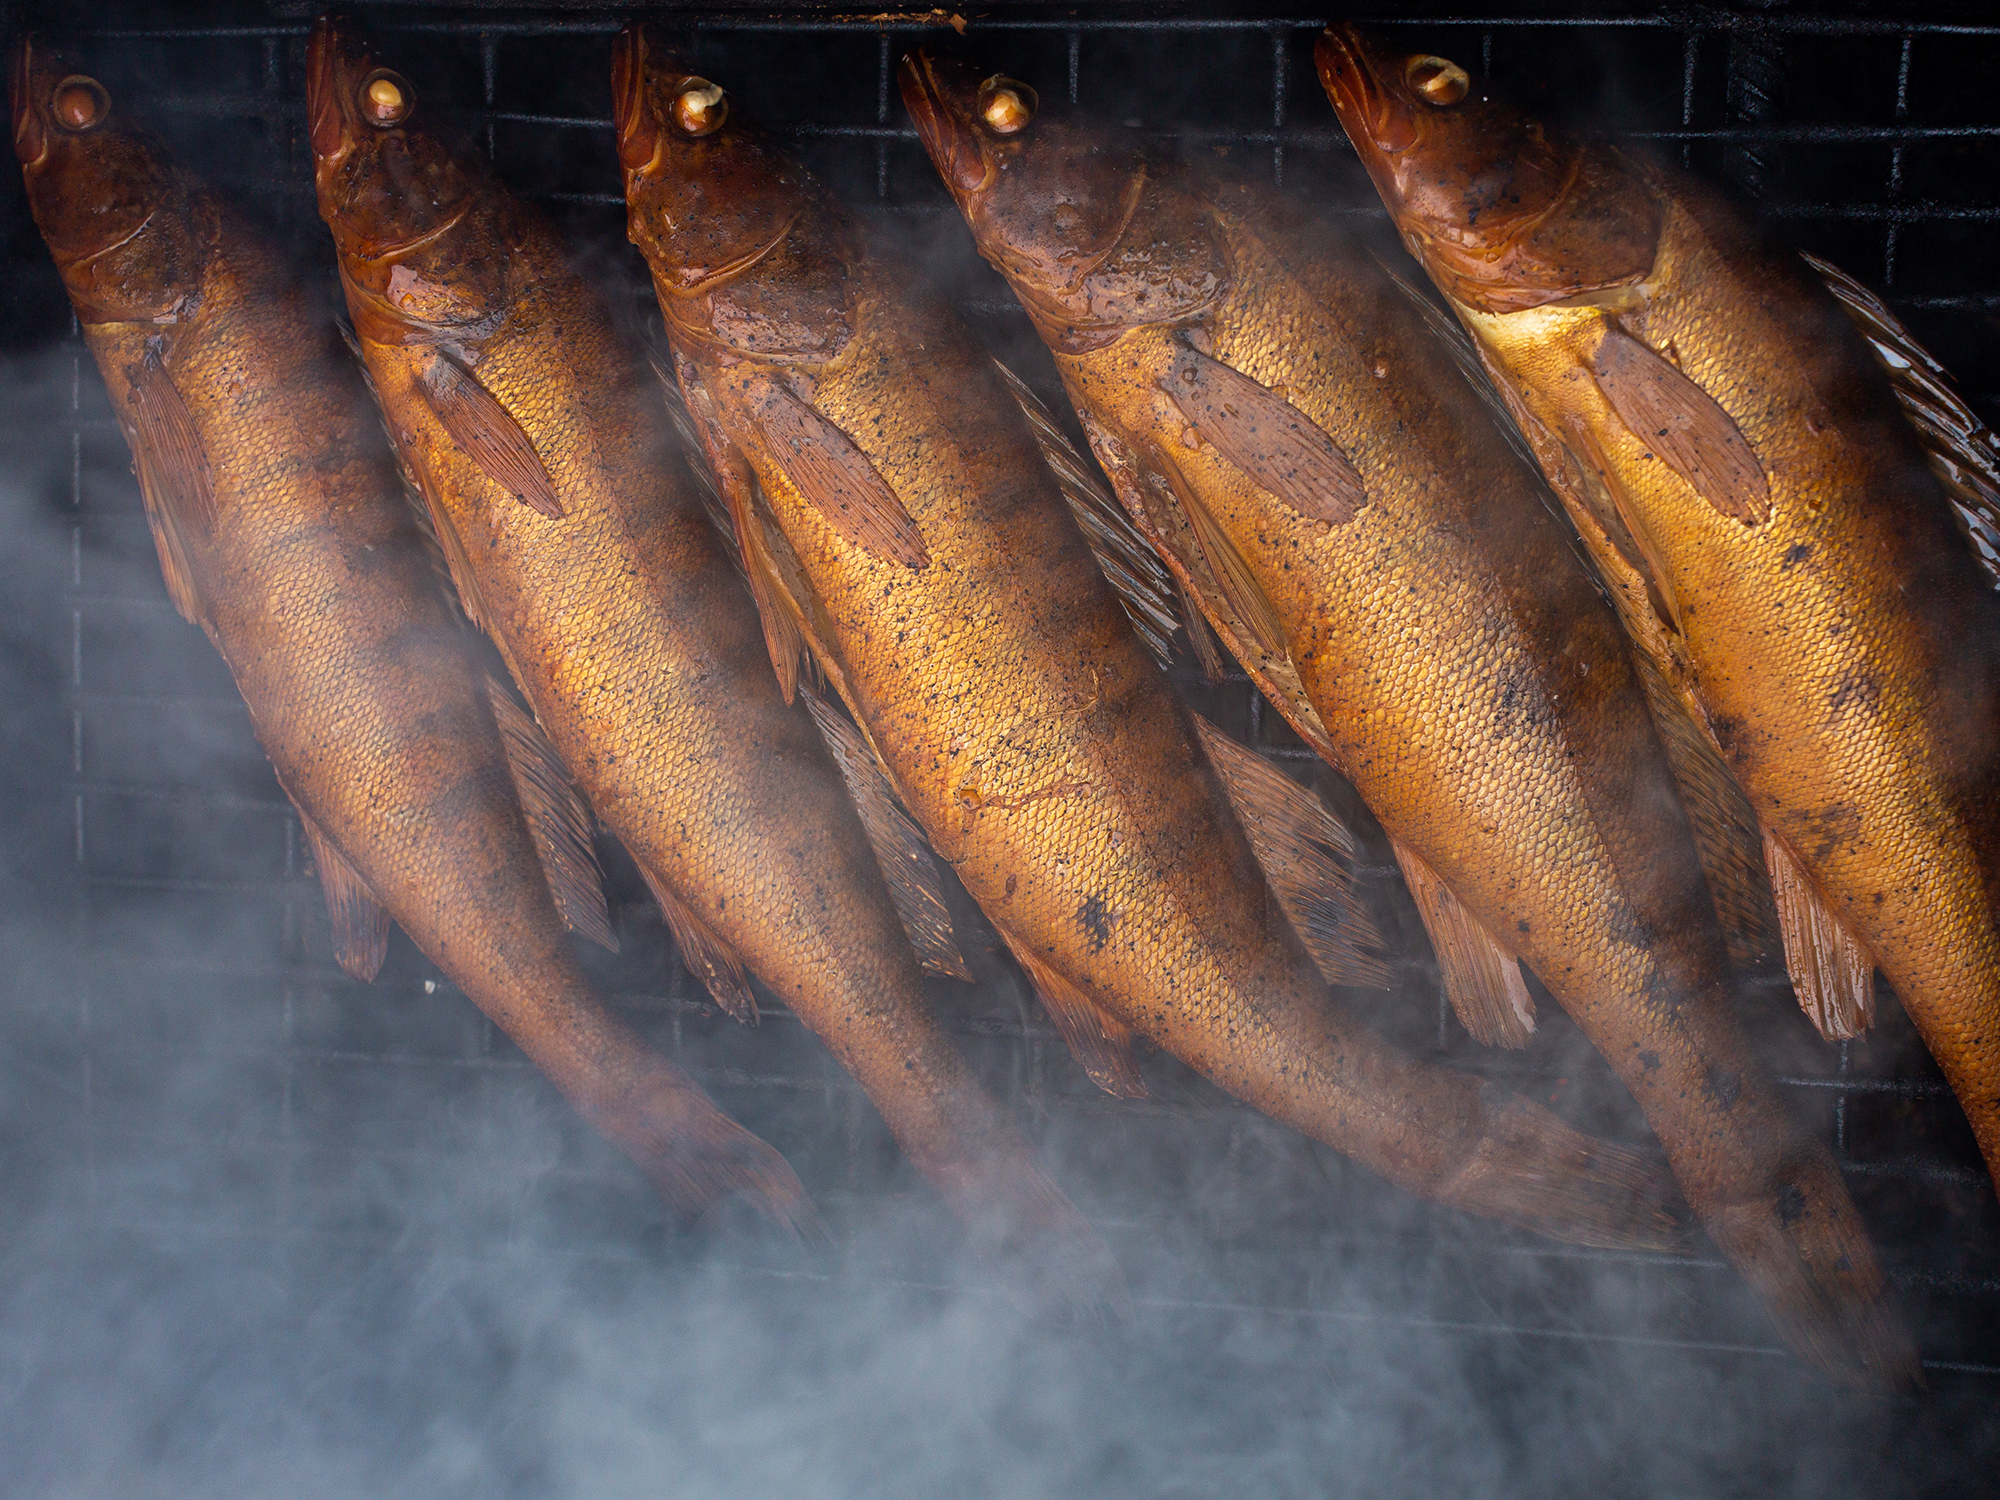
[10,37,814,1228]
[900,50,1912,1382]
[1319,26,2000,1200]
[616,22,1694,1257]
[302,18,1113,1294]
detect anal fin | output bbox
[486,678,616,952]
[1192,715,1390,988]
[638,861,757,1024]
[1391,837,1535,1049]
[1764,828,1876,1040]
[295,803,391,983]
[803,688,971,981]
[998,927,1147,1099]
[420,349,564,520]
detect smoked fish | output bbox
[616,22,1693,1257]
[901,48,1912,1382]
[1318,26,2000,1198]
[11,37,815,1229]
[301,17,1117,1298]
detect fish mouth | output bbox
[12,36,49,168]
[897,49,991,197]
[1314,25,1419,160]
[609,21,663,176]
[306,13,390,168]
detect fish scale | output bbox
[899,45,1915,1384]
[303,15,1119,1302]
[619,21,1696,1261]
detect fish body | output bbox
[1318,25,2000,1197]
[11,37,813,1227]
[302,18,1112,1293]
[900,49,1912,1382]
[615,24,1693,1257]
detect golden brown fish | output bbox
[901,48,1912,1383]
[615,22,1693,1259]
[10,36,815,1230]
[301,16,1117,1299]
[1319,24,2000,1197]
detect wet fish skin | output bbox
[303,17,1116,1297]
[1318,24,2000,1201]
[10,36,814,1228]
[616,22,1693,1257]
[900,48,1914,1384]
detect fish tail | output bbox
[1439,1086,1693,1253]
[591,1080,825,1242]
[936,1153,1131,1321]
[1701,1153,1919,1390]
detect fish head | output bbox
[307,15,496,327]
[1315,24,1660,313]
[612,22,822,297]
[11,36,206,323]
[898,49,1154,315]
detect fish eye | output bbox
[670,79,727,138]
[359,69,414,128]
[977,76,1036,136]
[51,76,110,133]
[1405,56,1471,107]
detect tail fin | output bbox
[1441,1087,1691,1253]
[954,1156,1131,1322]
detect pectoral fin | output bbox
[1808,251,2000,585]
[122,349,214,627]
[1193,715,1390,989]
[486,678,617,952]
[804,689,971,982]
[995,359,1182,663]
[1391,838,1535,1049]
[1159,342,1368,526]
[637,862,757,1024]
[749,378,929,568]
[1763,828,1876,1041]
[421,350,564,520]
[295,803,391,983]
[1592,326,1770,526]
[998,927,1147,1099]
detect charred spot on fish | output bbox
[1775,1180,1808,1227]
[1078,895,1112,951]
[1828,668,1882,719]
[1703,1065,1742,1109]
[1781,542,1813,571]
[671,79,728,138]
[1004,873,1017,899]
[1405,56,1471,108]
[978,76,1036,136]
[1637,1050,1662,1074]
[359,69,414,128]
[52,76,110,133]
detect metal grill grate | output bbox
[11,1,2000,1388]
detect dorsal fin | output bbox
[420,349,564,520]
[636,859,757,1025]
[1076,407,1339,762]
[294,801,391,982]
[1191,715,1390,989]
[803,688,971,982]
[1159,342,1368,525]
[660,353,809,702]
[1390,837,1535,1049]
[485,677,617,952]
[748,377,929,568]
[996,924,1148,1099]
[1764,827,1876,1041]
[1591,326,1771,526]
[994,359,1182,664]
[1807,251,2000,586]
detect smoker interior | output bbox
[4,2,2000,1493]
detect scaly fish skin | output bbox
[616,23,1694,1257]
[302,18,1113,1293]
[1318,24,2000,1200]
[900,48,1913,1383]
[11,36,813,1226]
